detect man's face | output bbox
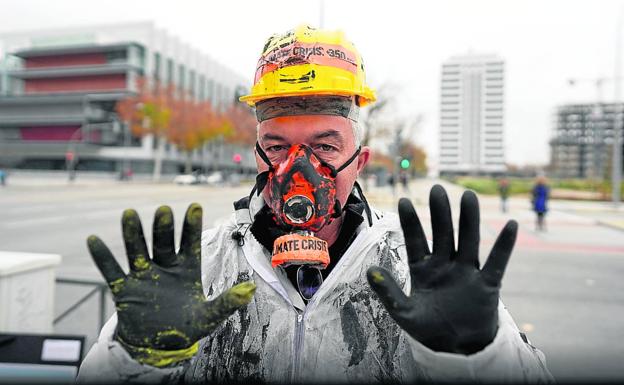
[256,114,370,212]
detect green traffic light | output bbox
[400,159,410,169]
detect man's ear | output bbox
[356,146,371,175]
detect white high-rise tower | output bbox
[438,53,505,175]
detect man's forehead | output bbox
[258,115,353,142]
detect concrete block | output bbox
[0,251,61,333]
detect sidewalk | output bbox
[1,170,159,188]
[363,178,624,232]
[549,199,624,232]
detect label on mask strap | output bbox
[271,233,330,269]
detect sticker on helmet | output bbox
[256,41,357,83]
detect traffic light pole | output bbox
[393,125,402,179]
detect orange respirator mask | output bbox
[254,143,360,269]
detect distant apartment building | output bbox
[550,103,624,179]
[0,22,251,173]
[438,53,505,176]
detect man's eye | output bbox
[266,145,286,152]
[316,144,336,152]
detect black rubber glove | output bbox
[367,185,517,355]
[87,203,255,365]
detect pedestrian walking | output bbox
[387,172,396,195]
[400,171,409,193]
[498,177,510,213]
[532,176,549,231]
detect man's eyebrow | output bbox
[261,133,286,142]
[313,130,344,141]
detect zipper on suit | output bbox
[289,228,371,382]
[292,311,305,382]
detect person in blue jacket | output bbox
[531,176,549,231]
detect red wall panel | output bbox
[20,125,81,141]
[24,74,127,93]
[25,53,108,68]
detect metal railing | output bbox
[54,278,108,331]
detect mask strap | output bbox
[335,146,361,174]
[255,142,273,169]
[253,142,274,196]
[330,148,367,223]
[353,180,373,227]
[248,183,258,198]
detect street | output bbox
[1,177,623,381]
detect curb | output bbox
[596,220,624,232]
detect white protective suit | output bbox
[77,193,554,384]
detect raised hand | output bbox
[87,203,255,366]
[367,185,517,355]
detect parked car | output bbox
[173,174,200,185]
[204,171,224,185]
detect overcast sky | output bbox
[1,0,623,168]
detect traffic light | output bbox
[400,158,410,169]
[232,153,242,164]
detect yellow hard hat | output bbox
[240,25,376,107]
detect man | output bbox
[498,177,510,213]
[531,176,550,231]
[78,25,553,383]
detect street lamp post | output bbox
[612,10,624,207]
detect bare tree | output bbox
[358,82,428,189]
[360,83,399,147]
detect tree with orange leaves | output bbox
[116,76,238,177]
[167,94,234,173]
[115,78,173,181]
[223,104,257,146]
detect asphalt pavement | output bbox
[1,175,623,382]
